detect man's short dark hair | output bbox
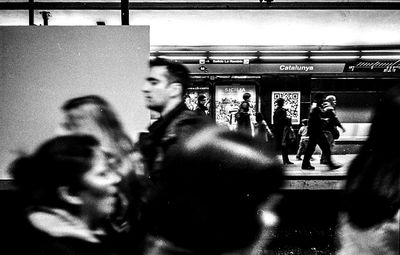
[243,93,251,100]
[276,97,285,106]
[150,58,191,96]
[198,94,206,102]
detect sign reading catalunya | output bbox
[261,64,345,73]
[188,63,345,74]
[279,64,314,72]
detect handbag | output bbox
[331,127,340,140]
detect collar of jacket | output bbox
[28,207,106,243]
[148,102,188,138]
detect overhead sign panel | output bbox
[250,63,345,73]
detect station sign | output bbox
[203,59,250,64]
[253,63,345,73]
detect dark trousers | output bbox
[275,133,289,163]
[281,144,290,163]
[302,132,332,167]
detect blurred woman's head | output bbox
[61,95,134,173]
[10,135,121,226]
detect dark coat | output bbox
[307,105,325,136]
[9,216,121,255]
[137,103,213,243]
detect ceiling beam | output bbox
[2,2,400,10]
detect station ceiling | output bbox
[1,1,400,57]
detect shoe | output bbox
[296,156,302,160]
[320,160,329,165]
[301,165,315,170]
[284,161,294,165]
[328,163,342,170]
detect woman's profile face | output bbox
[78,149,121,222]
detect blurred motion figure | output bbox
[61,95,145,254]
[9,135,124,255]
[149,127,284,254]
[337,85,400,255]
[61,95,135,177]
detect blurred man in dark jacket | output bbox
[137,58,284,255]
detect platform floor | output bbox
[280,154,357,190]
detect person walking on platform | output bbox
[273,98,293,165]
[320,95,346,164]
[301,94,341,170]
[137,58,213,254]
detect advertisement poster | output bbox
[150,87,211,123]
[272,91,301,125]
[184,87,210,114]
[215,85,256,130]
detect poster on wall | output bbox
[215,85,256,130]
[272,91,301,125]
[184,87,210,113]
[151,87,211,123]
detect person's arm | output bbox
[331,110,346,133]
[264,121,274,138]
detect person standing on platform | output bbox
[236,92,253,135]
[336,85,400,255]
[194,94,209,117]
[137,58,212,254]
[320,95,346,164]
[273,98,293,165]
[301,94,341,170]
[296,119,309,160]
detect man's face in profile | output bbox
[142,66,172,113]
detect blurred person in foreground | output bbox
[61,95,145,254]
[143,126,284,254]
[336,86,400,255]
[61,95,136,177]
[8,135,124,255]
